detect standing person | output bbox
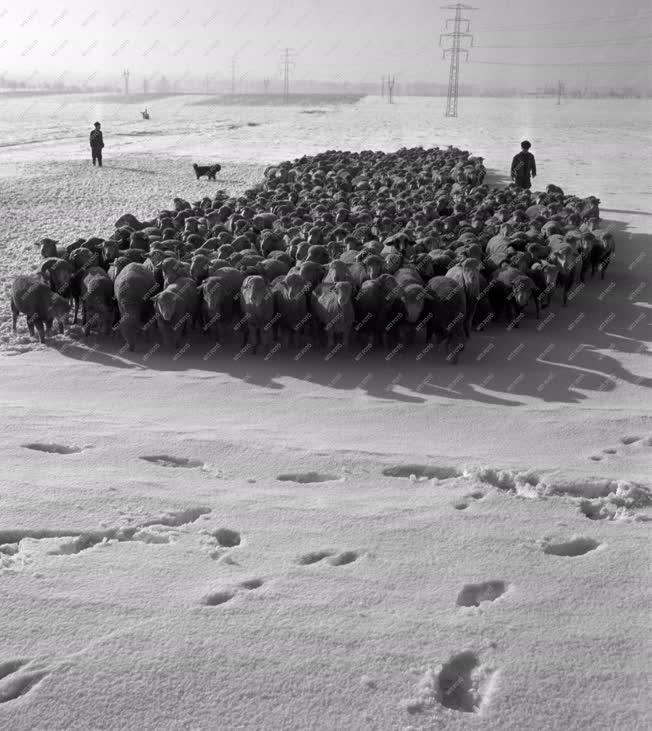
[90,122,104,167]
[511,140,536,189]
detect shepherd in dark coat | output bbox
[90,121,104,167]
[511,140,536,189]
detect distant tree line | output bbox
[1,72,649,98]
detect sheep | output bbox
[311,281,355,351]
[349,254,384,288]
[189,254,212,284]
[353,274,403,349]
[323,260,353,284]
[198,268,245,343]
[80,267,116,336]
[113,263,159,351]
[257,258,290,283]
[492,266,540,325]
[293,261,325,293]
[11,275,70,343]
[152,277,200,349]
[528,261,559,309]
[424,276,467,363]
[271,272,311,348]
[590,229,616,279]
[130,231,150,252]
[393,268,431,342]
[239,275,275,353]
[160,257,191,287]
[37,238,60,259]
[108,256,130,283]
[40,257,73,300]
[547,243,578,306]
[100,239,121,270]
[445,258,481,338]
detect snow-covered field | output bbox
[1,94,650,730]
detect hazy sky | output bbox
[2,0,651,88]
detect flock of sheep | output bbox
[11,146,615,362]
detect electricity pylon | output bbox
[439,4,475,117]
[122,69,130,95]
[280,48,295,104]
[387,75,396,104]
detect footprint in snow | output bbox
[212,528,241,547]
[297,550,335,565]
[276,472,341,484]
[297,550,359,566]
[542,536,601,556]
[201,590,235,606]
[454,490,485,510]
[436,651,494,714]
[589,435,649,460]
[383,464,462,481]
[140,455,204,468]
[239,578,263,590]
[328,550,359,566]
[456,581,508,607]
[22,443,82,454]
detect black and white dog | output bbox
[193,163,221,180]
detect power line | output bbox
[475,33,652,49]
[439,3,475,117]
[475,10,652,33]
[470,60,652,67]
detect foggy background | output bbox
[1,0,651,95]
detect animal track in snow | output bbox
[383,464,462,481]
[239,578,263,590]
[456,581,508,607]
[0,660,49,704]
[454,490,485,510]
[140,455,204,468]
[589,435,650,460]
[202,590,235,606]
[542,536,600,556]
[0,507,211,568]
[297,550,335,565]
[577,482,651,522]
[276,472,341,484]
[436,651,494,714]
[328,550,359,566]
[22,443,82,454]
[212,528,241,547]
[620,435,641,445]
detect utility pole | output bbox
[381,76,386,98]
[387,75,395,104]
[280,48,295,104]
[439,4,475,117]
[556,79,564,105]
[143,77,148,94]
[122,68,130,95]
[263,77,270,94]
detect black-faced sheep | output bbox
[424,276,467,362]
[113,262,159,351]
[198,267,245,343]
[11,275,70,343]
[311,281,355,351]
[152,276,200,349]
[80,267,116,336]
[492,266,540,324]
[240,275,275,353]
[271,272,310,348]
